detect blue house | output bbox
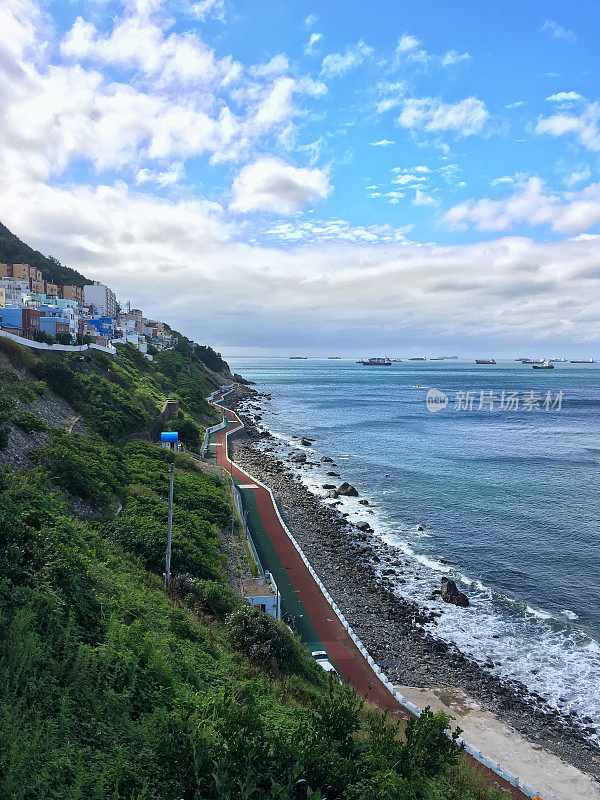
[88,316,115,338]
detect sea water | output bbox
[226,358,600,741]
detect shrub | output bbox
[168,417,201,451]
[13,412,47,433]
[226,606,310,675]
[32,431,125,506]
[34,330,54,345]
[0,336,36,369]
[172,575,241,619]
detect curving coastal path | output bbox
[206,386,536,800]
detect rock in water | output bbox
[291,452,307,463]
[440,577,469,607]
[301,437,312,447]
[320,455,333,463]
[337,482,359,497]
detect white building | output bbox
[84,281,117,318]
[0,279,30,307]
[112,329,148,353]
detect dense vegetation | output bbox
[0,339,507,799]
[0,221,87,287]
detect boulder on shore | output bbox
[291,452,307,463]
[337,482,358,497]
[326,490,339,499]
[440,577,469,607]
[301,437,312,447]
[320,455,333,463]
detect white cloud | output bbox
[536,102,600,152]
[564,168,591,186]
[60,14,239,89]
[188,0,225,22]
[397,34,421,52]
[398,96,489,136]
[230,157,330,215]
[264,218,412,243]
[442,50,471,67]
[541,20,577,44]
[304,13,318,29]
[546,91,584,103]
[370,139,395,146]
[250,54,289,77]
[136,162,184,186]
[393,173,425,185]
[394,34,429,66]
[491,176,515,186]
[444,177,600,234]
[413,188,438,206]
[321,40,373,78]
[304,32,322,56]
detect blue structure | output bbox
[40,316,70,335]
[160,431,179,451]
[88,316,115,338]
[0,306,23,329]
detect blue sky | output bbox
[1,0,599,354]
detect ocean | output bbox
[226,357,600,741]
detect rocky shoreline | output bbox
[227,386,600,784]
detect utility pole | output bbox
[165,462,174,587]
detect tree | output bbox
[34,330,55,345]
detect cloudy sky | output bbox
[1,0,599,355]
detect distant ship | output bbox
[570,357,596,363]
[429,357,444,361]
[408,357,426,361]
[442,355,459,360]
[289,356,308,360]
[328,356,341,359]
[549,357,567,362]
[391,358,403,362]
[475,359,496,364]
[532,360,554,370]
[357,357,392,366]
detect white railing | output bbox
[0,327,116,355]
[201,386,235,457]
[208,388,547,800]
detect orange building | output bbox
[61,285,85,303]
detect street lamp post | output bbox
[165,462,174,587]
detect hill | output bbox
[0,336,505,799]
[0,221,87,287]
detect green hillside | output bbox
[0,337,506,800]
[0,222,87,287]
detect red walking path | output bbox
[207,388,535,800]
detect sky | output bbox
[1,0,599,356]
